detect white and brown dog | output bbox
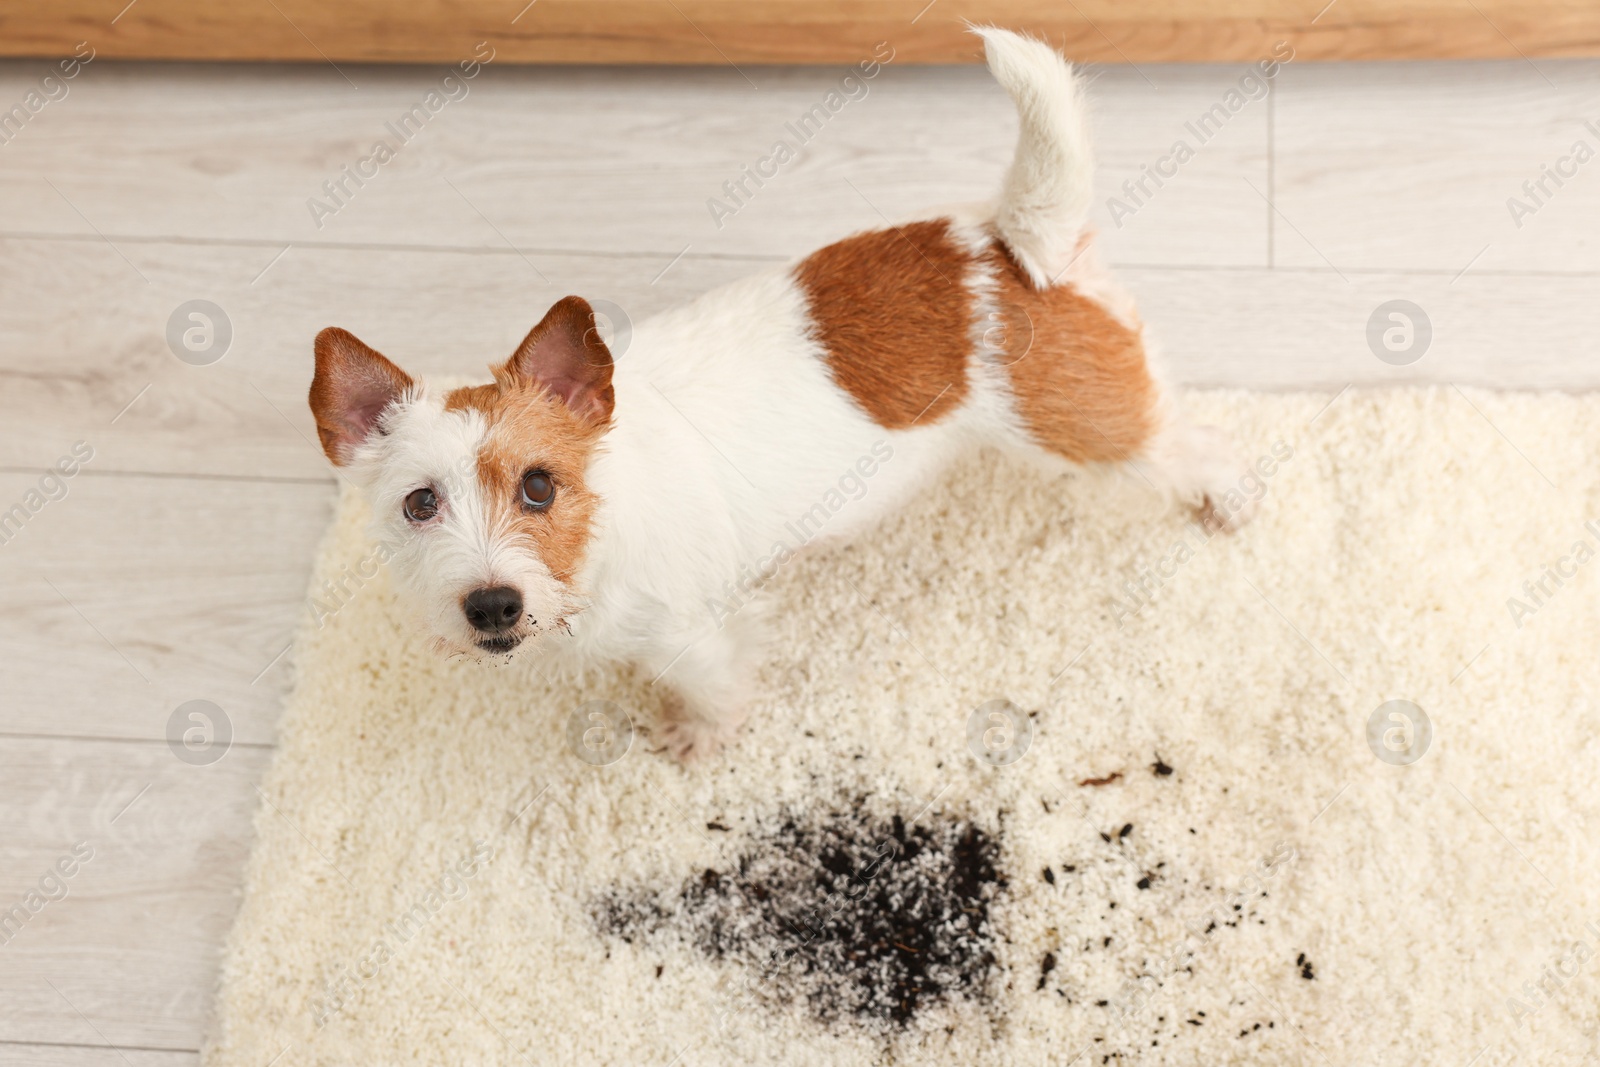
[308,29,1246,760]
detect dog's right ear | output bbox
[309,327,415,466]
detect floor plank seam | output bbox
[0,1037,200,1055]
[0,1036,200,1055]
[0,229,791,264]
[0,732,278,749]
[5,229,1597,278]
[0,468,341,487]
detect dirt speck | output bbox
[1037,951,1057,991]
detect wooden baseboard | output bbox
[1,0,1597,65]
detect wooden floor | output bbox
[2,54,1599,1062]
[12,0,1600,65]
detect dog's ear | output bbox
[309,327,415,465]
[500,295,615,425]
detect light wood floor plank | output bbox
[0,738,270,1051]
[0,473,330,743]
[1137,266,1600,390]
[0,1044,198,1066]
[0,62,1265,266]
[1273,59,1600,273]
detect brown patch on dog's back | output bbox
[794,218,975,429]
[986,242,1158,463]
[445,382,605,585]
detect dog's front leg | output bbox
[649,620,760,762]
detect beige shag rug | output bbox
[206,388,1600,1067]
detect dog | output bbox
[308,28,1249,761]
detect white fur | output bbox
[343,28,1246,758]
[572,269,995,752]
[344,390,583,661]
[976,25,1097,289]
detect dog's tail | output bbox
[975,26,1094,290]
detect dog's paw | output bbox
[1146,419,1257,535]
[1168,423,1257,535]
[658,716,739,763]
[1196,490,1256,535]
[656,691,744,764]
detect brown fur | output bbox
[308,327,415,465]
[793,218,1157,457]
[507,295,615,426]
[442,295,617,591]
[986,241,1158,463]
[444,380,606,587]
[793,218,975,429]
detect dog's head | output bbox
[308,296,614,661]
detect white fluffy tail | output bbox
[976,27,1094,290]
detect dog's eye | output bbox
[520,470,555,511]
[403,487,438,523]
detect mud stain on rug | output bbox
[592,802,1005,1029]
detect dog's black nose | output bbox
[463,586,523,634]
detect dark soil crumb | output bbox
[1079,772,1123,787]
[1043,866,1056,884]
[592,802,1005,1029]
[1037,951,1057,990]
[1297,953,1315,980]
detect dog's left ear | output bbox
[501,295,615,425]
